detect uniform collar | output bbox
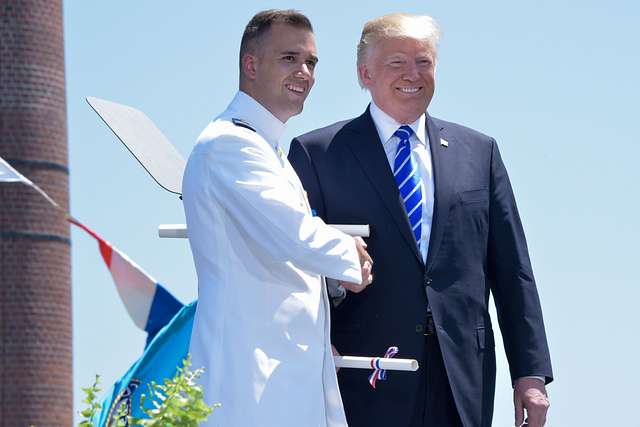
[369,99,427,146]
[227,91,286,148]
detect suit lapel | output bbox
[425,115,458,273]
[343,108,423,264]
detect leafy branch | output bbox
[78,356,217,426]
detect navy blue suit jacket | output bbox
[288,108,553,427]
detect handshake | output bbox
[340,236,374,293]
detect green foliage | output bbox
[77,356,217,426]
[78,375,102,426]
[128,356,217,426]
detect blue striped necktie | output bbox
[393,125,424,248]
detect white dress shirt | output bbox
[326,101,435,304]
[183,91,362,427]
[369,101,435,263]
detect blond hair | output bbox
[357,13,440,84]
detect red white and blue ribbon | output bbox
[368,346,399,389]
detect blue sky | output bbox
[65,1,639,425]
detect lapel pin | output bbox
[440,138,449,148]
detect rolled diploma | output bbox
[331,224,370,237]
[334,355,419,371]
[158,223,369,238]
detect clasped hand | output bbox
[339,236,373,293]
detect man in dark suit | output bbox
[289,13,553,427]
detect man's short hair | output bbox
[239,9,313,68]
[357,13,440,84]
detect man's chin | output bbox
[400,100,430,119]
[286,102,305,118]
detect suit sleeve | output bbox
[487,139,553,384]
[288,138,326,218]
[182,134,361,284]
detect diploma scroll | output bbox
[158,223,370,238]
[334,355,419,371]
[331,224,370,237]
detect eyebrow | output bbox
[280,50,319,64]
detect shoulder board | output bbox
[232,118,256,132]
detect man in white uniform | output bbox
[182,10,372,427]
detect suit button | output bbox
[424,277,433,286]
[415,324,424,334]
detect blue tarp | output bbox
[93,301,195,425]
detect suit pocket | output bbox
[458,188,489,205]
[476,326,495,350]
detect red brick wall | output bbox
[0,0,72,425]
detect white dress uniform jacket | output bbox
[182,91,362,427]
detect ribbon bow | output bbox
[368,346,399,389]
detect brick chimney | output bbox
[0,0,72,424]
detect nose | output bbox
[402,62,419,81]
[296,62,312,78]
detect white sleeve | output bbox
[188,133,361,283]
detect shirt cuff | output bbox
[326,278,347,307]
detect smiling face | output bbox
[243,23,318,123]
[359,36,435,124]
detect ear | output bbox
[358,63,372,88]
[242,53,258,80]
